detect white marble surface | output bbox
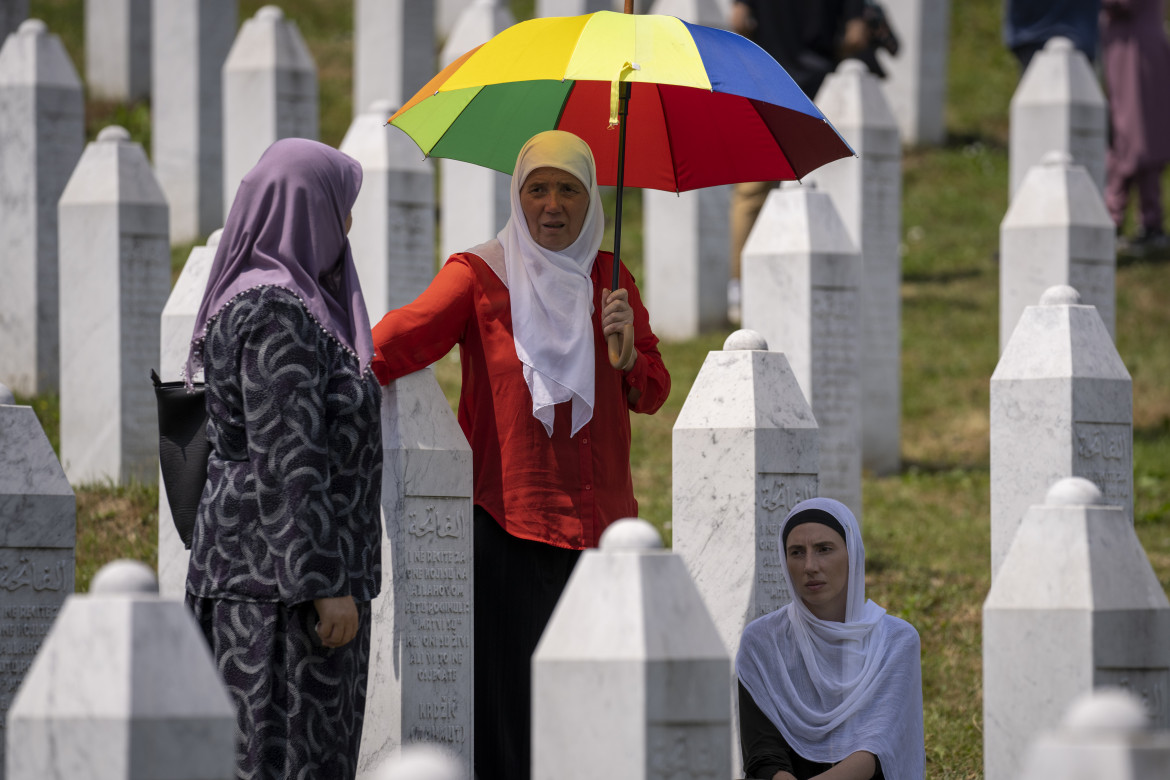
[341,101,436,319]
[809,60,903,477]
[536,0,612,16]
[6,560,235,780]
[152,0,236,243]
[532,519,731,780]
[647,0,726,26]
[58,126,170,486]
[742,184,862,519]
[1000,151,1116,350]
[876,0,950,146]
[438,0,513,263]
[1019,689,1170,780]
[1009,37,1107,198]
[644,186,730,339]
[354,0,434,118]
[0,19,83,395]
[357,369,474,780]
[222,5,318,221]
[85,0,150,102]
[435,0,474,38]
[983,478,1170,780]
[990,286,1132,579]
[0,1,28,42]
[375,743,465,780]
[156,231,221,600]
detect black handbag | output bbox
[151,370,209,550]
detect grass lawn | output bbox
[21,0,1170,777]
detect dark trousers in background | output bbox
[473,506,581,780]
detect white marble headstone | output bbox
[436,0,475,39]
[0,19,84,396]
[809,59,903,477]
[438,0,513,263]
[5,560,236,780]
[222,5,318,222]
[536,0,612,16]
[354,0,434,118]
[990,285,1132,579]
[0,403,75,778]
[358,370,474,780]
[156,230,222,600]
[58,126,171,485]
[532,518,731,780]
[340,100,436,319]
[876,0,950,146]
[1009,36,1106,198]
[84,0,151,102]
[1000,150,1116,350]
[742,184,863,519]
[1018,689,1170,780]
[152,0,237,243]
[375,744,464,780]
[647,0,725,25]
[983,478,1170,780]
[0,1,28,42]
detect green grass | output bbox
[21,0,1170,777]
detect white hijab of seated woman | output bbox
[736,497,924,780]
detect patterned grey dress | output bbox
[186,286,383,780]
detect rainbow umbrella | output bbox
[389,9,854,365]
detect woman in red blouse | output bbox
[371,130,670,780]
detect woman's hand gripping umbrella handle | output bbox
[603,287,637,371]
[607,326,636,370]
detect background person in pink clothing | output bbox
[1100,0,1170,253]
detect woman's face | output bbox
[520,166,588,251]
[785,522,849,622]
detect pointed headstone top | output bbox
[1039,285,1081,306]
[599,518,664,551]
[257,5,284,22]
[0,383,14,405]
[723,329,768,351]
[1062,688,1147,733]
[1045,477,1103,506]
[90,559,159,595]
[1041,150,1074,167]
[97,124,131,143]
[17,19,46,36]
[207,228,224,247]
[1043,36,1074,54]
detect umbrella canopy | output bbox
[389,10,855,193]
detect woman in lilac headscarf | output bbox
[185,138,382,780]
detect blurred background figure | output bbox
[1100,0,1170,254]
[1003,0,1101,71]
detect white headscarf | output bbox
[736,498,924,780]
[495,130,606,437]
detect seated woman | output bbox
[736,498,924,780]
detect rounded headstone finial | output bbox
[1045,36,1074,53]
[368,99,397,118]
[1045,477,1103,507]
[90,559,159,595]
[257,5,284,21]
[724,329,768,351]
[207,228,224,248]
[18,19,47,36]
[1062,688,1148,734]
[0,383,15,406]
[377,744,464,780]
[1040,150,1074,167]
[839,59,868,76]
[97,125,131,143]
[1039,285,1081,306]
[599,518,663,551]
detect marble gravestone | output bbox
[438,0,514,264]
[877,0,950,146]
[6,560,236,780]
[990,285,1132,579]
[0,2,28,42]
[1019,689,1170,780]
[809,59,903,477]
[647,0,725,25]
[375,744,463,780]
[156,230,222,600]
[436,0,475,38]
[533,519,731,780]
[354,0,434,118]
[983,478,1170,780]
[536,0,611,16]
[152,0,237,244]
[58,126,170,485]
[358,370,474,780]
[222,5,318,221]
[0,402,75,780]
[1009,36,1106,198]
[742,184,863,519]
[673,329,818,651]
[84,0,151,102]
[1000,150,1116,351]
[340,100,436,319]
[0,19,84,396]
[644,186,731,339]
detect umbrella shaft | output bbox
[612,81,631,293]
